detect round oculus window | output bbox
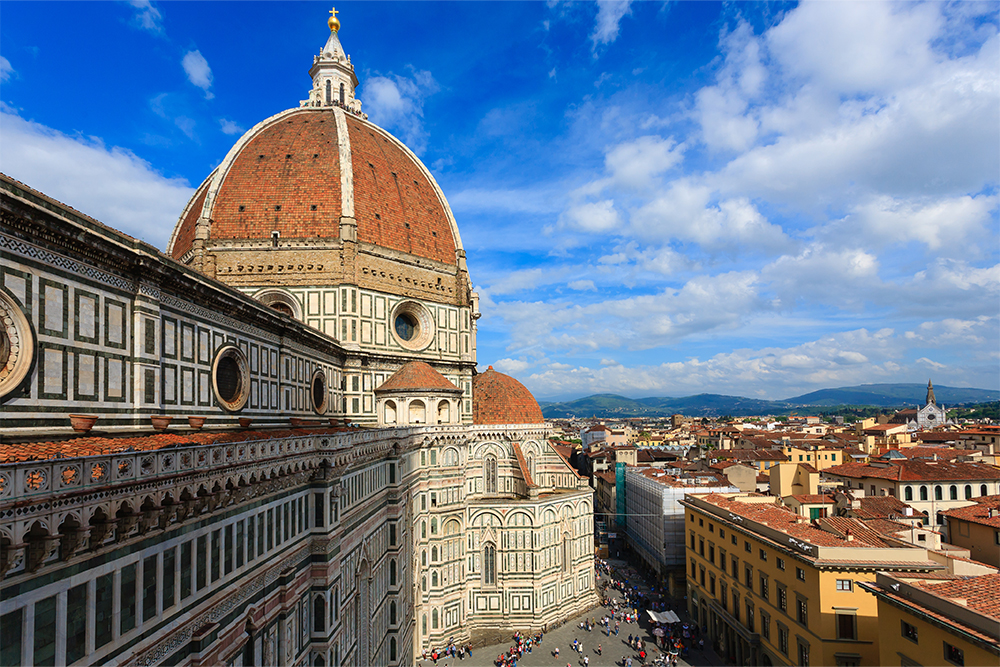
[311,369,328,414]
[0,290,34,400]
[395,313,417,341]
[211,345,250,412]
[389,301,434,351]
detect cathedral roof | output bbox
[472,367,544,425]
[374,361,462,393]
[167,15,462,267]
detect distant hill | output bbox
[539,383,999,419]
[783,384,999,407]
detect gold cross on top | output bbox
[329,7,338,19]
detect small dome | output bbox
[473,366,544,425]
[375,361,461,393]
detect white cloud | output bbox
[603,135,684,190]
[492,358,533,374]
[364,69,439,154]
[182,50,213,99]
[0,56,13,83]
[0,108,193,249]
[219,119,244,136]
[560,200,620,233]
[591,0,633,51]
[128,0,163,34]
[568,280,596,291]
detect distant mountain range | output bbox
[538,383,1000,419]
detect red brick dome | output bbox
[473,366,544,425]
[167,107,461,265]
[375,361,461,393]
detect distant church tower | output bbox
[914,379,948,429]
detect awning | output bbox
[647,610,681,624]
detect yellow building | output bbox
[681,493,944,667]
[941,495,1000,568]
[860,572,1000,667]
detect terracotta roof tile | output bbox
[472,367,543,425]
[824,460,1000,482]
[374,361,461,393]
[941,495,1000,528]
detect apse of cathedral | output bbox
[0,11,596,667]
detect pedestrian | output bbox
[555,647,560,658]
[598,644,602,656]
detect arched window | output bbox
[964,485,972,500]
[339,82,345,105]
[422,614,427,635]
[982,484,989,496]
[390,601,397,625]
[483,542,496,586]
[562,534,571,573]
[390,637,397,662]
[920,486,928,501]
[325,80,332,105]
[949,485,958,500]
[484,455,498,495]
[384,401,397,424]
[432,608,439,629]
[421,550,427,567]
[314,595,326,633]
[431,546,438,562]
[936,512,944,525]
[431,518,437,534]
[527,454,535,482]
[389,559,397,586]
[432,571,438,587]
[904,487,913,501]
[409,400,426,424]
[421,521,426,539]
[421,576,426,592]
[437,400,450,424]
[935,486,943,500]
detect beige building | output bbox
[942,495,1000,568]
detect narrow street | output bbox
[420,557,728,667]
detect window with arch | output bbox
[982,484,989,496]
[390,637,397,662]
[409,400,426,424]
[431,571,438,587]
[421,576,426,592]
[483,542,496,586]
[431,519,437,534]
[935,486,943,500]
[904,487,913,501]
[443,448,459,467]
[421,521,426,539]
[389,559,397,586]
[384,401,397,424]
[432,609,439,629]
[422,614,427,635]
[389,601,397,625]
[950,485,958,500]
[431,546,438,562]
[325,80,332,105]
[527,454,535,482]
[965,485,973,499]
[437,400,450,424]
[339,82,345,105]
[920,486,928,501]
[421,550,427,567]
[484,454,498,494]
[314,595,326,633]
[936,511,944,525]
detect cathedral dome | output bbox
[375,361,462,393]
[168,107,461,266]
[473,367,545,425]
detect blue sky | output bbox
[2,1,998,401]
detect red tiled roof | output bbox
[788,494,834,504]
[0,427,354,463]
[853,495,917,520]
[171,109,457,265]
[472,367,544,425]
[374,361,461,393]
[941,495,1000,528]
[824,460,1000,482]
[912,573,1000,619]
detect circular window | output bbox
[389,301,434,350]
[311,369,328,414]
[0,290,35,401]
[212,345,250,412]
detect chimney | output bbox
[845,528,854,542]
[904,507,913,516]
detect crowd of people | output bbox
[420,556,710,667]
